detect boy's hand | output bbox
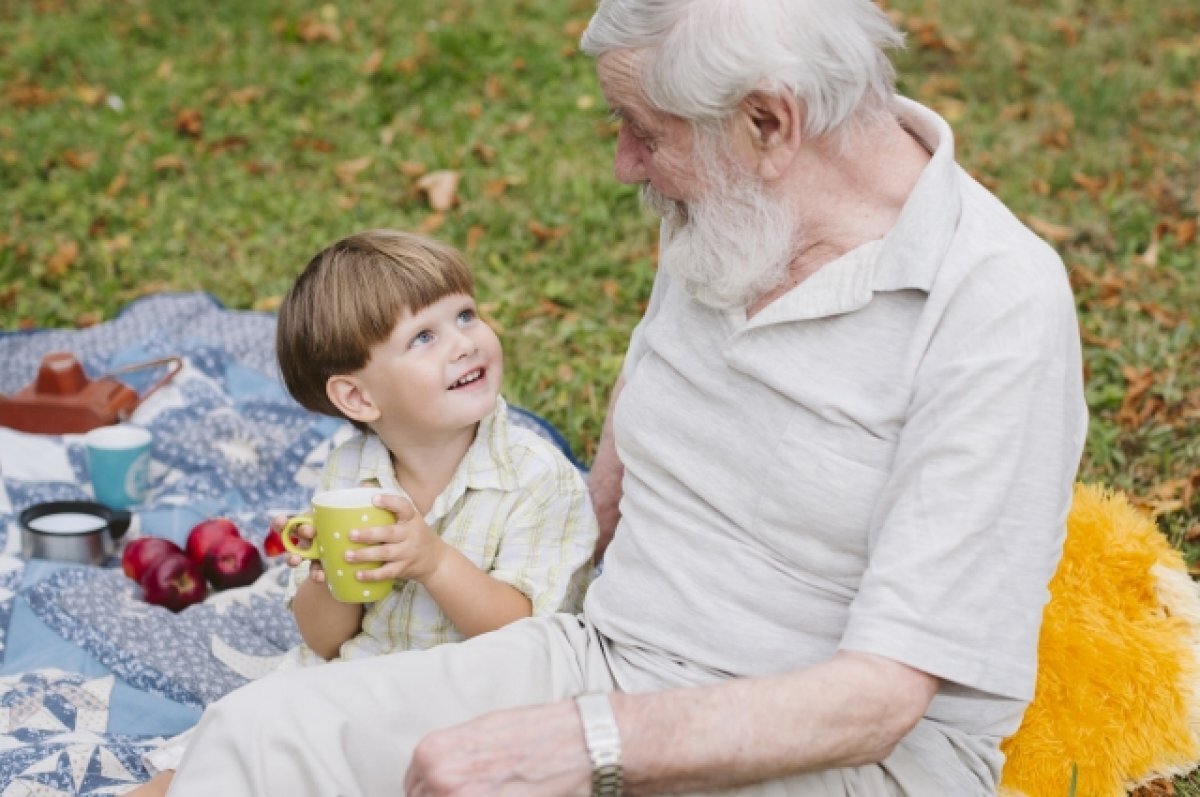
[273,513,326,582]
[346,493,447,583]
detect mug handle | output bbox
[280,516,319,559]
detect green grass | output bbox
[2,0,1199,785]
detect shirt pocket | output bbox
[750,418,892,593]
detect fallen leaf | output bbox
[602,280,620,300]
[62,149,97,170]
[576,95,596,110]
[419,213,446,234]
[562,19,588,38]
[101,234,132,255]
[152,154,186,172]
[334,155,373,185]
[466,225,485,252]
[8,82,58,108]
[0,283,21,307]
[1172,218,1196,246]
[47,240,79,277]
[484,75,504,101]
[242,160,278,175]
[207,135,249,156]
[156,60,174,80]
[1026,215,1074,244]
[174,108,204,138]
[297,15,341,43]
[1049,17,1079,46]
[1078,328,1121,350]
[1071,171,1106,196]
[228,86,264,105]
[74,84,106,106]
[1130,777,1174,796]
[557,363,575,381]
[472,142,496,164]
[292,137,335,153]
[398,160,427,177]
[1116,365,1158,428]
[1137,221,1169,267]
[88,217,108,238]
[482,179,510,199]
[1140,301,1181,328]
[253,295,283,312]
[528,220,567,243]
[361,49,384,76]
[335,194,357,210]
[416,170,460,211]
[74,311,103,328]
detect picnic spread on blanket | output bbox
[1,292,1198,796]
[0,292,580,795]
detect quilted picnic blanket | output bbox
[0,292,581,795]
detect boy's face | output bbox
[355,293,502,438]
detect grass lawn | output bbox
[2,0,1199,789]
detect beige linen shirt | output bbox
[284,396,596,666]
[584,97,1088,793]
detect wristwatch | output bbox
[575,692,624,797]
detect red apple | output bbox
[140,553,207,612]
[121,537,185,582]
[186,517,240,566]
[203,535,264,591]
[262,528,285,558]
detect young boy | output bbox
[131,229,597,794]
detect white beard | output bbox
[641,143,799,311]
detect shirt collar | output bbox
[427,395,519,522]
[350,396,519,524]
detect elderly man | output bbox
[166,1,1087,795]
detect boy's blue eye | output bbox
[410,330,434,348]
[456,309,476,325]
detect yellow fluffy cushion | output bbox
[999,483,1200,796]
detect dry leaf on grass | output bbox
[152,154,186,173]
[47,241,79,277]
[175,108,203,138]
[334,156,373,185]
[416,170,460,212]
[1026,215,1075,244]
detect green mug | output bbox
[281,487,397,603]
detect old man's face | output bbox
[597,52,798,310]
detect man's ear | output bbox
[739,90,803,181]
[326,375,382,424]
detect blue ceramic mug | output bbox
[83,424,153,509]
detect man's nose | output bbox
[613,126,646,184]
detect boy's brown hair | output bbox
[276,229,475,422]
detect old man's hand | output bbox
[404,700,593,796]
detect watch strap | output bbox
[575,692,624,797]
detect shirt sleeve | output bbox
[839,258,1088,701]
[487,455,598,616]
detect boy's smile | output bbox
[352,293,503,440]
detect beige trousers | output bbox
[166,615,952,797]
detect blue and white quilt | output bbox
[0,293,581,794]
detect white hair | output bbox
[645,129,799,309]
[581,0,903,139]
